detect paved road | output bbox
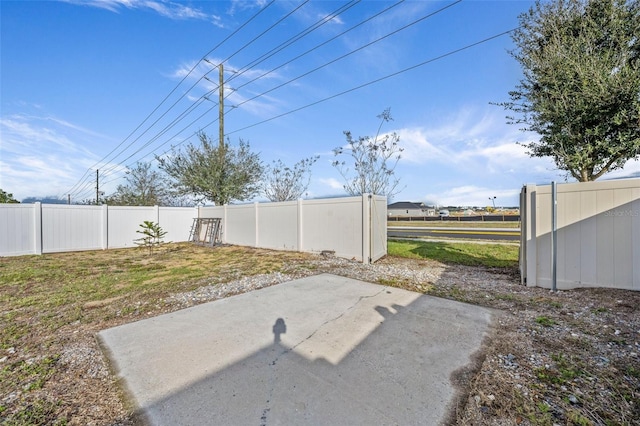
[388,226,521,241]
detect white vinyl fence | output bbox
[520,178,640,291]
[1,195,387,263]
[199,194,387,263]
[0,203,197,256]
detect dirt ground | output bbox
[1,253,638,426]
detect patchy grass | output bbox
[1,242,638,426]
[387,239,519,268]
[0,243,312,425]
[535,315,557,327]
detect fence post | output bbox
[34,202,42,255]
[551,181,557,292]
[254,202,259,248]
[102,204,109,249]
[297,199,303,252]
[525,184,537,287]
[223,204,228,244]
[154,205,160,225]
[362,194,371,264]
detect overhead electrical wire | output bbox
[227,0,462,114]
[87,0,367,190]
[108,0,453,169]
[227,28,519,135]
[69,0,336,199]
[65,0,277,198]
[228,0,405,92]
[72,0,462,199]
[224,0,362,86]
[71,1,509,201]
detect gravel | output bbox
[164,254,639,425]
[4,253,638,425]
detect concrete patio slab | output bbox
[98,273,499,425]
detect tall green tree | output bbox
[106,162,170,206]
[262,156,319,202]
[157,132,263,205]
[332,108,404,199]
[0,189,20,203]
[499,0,640,181]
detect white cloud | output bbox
[395,107,559,181]
[169,59,285,119]
[0,114,123,201]
[228,0,268,16]
[63,0,223,25]
[318,177,343,190]
[424,185,522,208]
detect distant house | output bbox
[387,202,436,217]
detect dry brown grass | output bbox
[1,244,638,426]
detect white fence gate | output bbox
[520,178,640,291]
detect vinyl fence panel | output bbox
[520,178,640,290]
[108,206,158,248]
[225,204,257,247]
[0,203,37,256]
[42,204,106,253]
[0,204,195,256]
[256,201,298,251]
[199,195,386,263]
[159,207,198,244]
[300,197,364,260]
[370,195,388,263]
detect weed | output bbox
[5,399,64,425]
[495,293,520,302]
[567,410,592,426]
[626,366,640,378]
[535,316,556,327]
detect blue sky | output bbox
[2,0,639,207]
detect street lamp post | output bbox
[489,196,496,209]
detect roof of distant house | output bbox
[388,201,429,210]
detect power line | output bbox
[81,1,363,191]
[142,0,454,157]
[225,0,362,87]
[227,28,518,135]
[227,1,461,114]
[229,0,405,92]
[65,1,276,198]
[93,0,460,188]
[78,2,511,200]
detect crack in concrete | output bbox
[260,287,388,424]
[290,286,388,354]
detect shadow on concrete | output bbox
[100,274,497,426]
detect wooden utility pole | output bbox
[96,169,99,205]
[218,63,224,149]
[203,59,225,149]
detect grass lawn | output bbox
[0,244,312,424]
[388,239,519,268]
[388,221,520,228]
[2,241,636,426]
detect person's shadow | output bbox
[272,318,286,344]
